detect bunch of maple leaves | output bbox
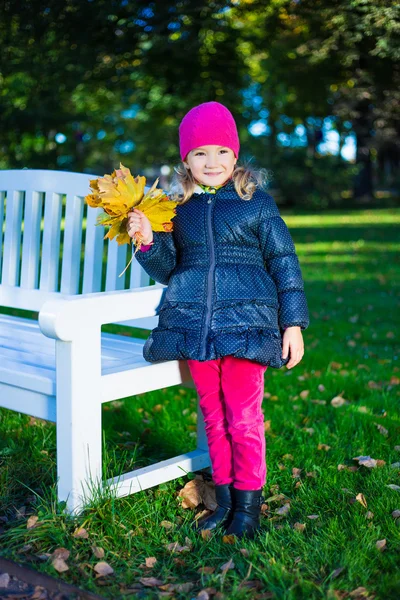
[85,163,178,276]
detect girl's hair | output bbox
[169,160,273,204]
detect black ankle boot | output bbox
[192,483,234,532]
[223,488,264,539]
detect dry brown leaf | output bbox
[178,476,217,511]
[307,514,319,519]
[300,390,310,399]
[94,561,114,577]
[52,558,69,573]
[374,423,388,436]
[222,534,237,544]
[160,520,175,530]
[292,468,302,478]
[276,503,290,516]
[200,529,213,541]
[353,456,377,468]
[318,443,331,451]
[282,453,294,460]
[293,522,306,532]
[27,515,39,529]
[349,586,371,598]
[365,511,374,519]
[376,539,386,551]
[91,546,105,559]
[356,493,368,508]
[165,541,190,553]
[145,557,157,568]
[240,548,250,557]
[220,558,235,572]
[196,591,210,600]
[331,395,348,407]
[73,527,89,539]
[197,566,215,574]
[139,577,165,587]
[51,548,70,561]
[264,420,271,432]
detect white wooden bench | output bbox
[0,169,210,514]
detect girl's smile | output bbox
[184,145,237,187]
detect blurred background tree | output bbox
[0,0,399,208]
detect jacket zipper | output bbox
[200,194,215,359]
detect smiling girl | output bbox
[127,101,310,540]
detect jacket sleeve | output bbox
[134,230,178,285]
[258,194,310,330]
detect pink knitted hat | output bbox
[179,101,240,161]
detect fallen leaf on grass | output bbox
[307,514,319,519]
[139,577,165,587]
[200,529,213,541]
[160,520,175,530]
[318,444,331,451]
[145,557,157,568]
[220,558,235,572]
[356,493,367,508]
[349,586,372,598]
[331,394,348,407]
[392,510,400,518]
[52,558,69,573]
[197,566,215,574]
[73,527,89,539]
[330,566,345,580]
[293,522,306,532]
[91,546,105,559]
[282,453,294,460]
[94,561,114,577]
[276,503,291,516]
[240,548,250,557]
[365,511,374,519]
[51,548,70,561]
[222,534,237,545]
[292,468,302,478]
[374,423,388,437]
[178,476,216,510]
[376,539,386,551]
[165,541,191,553]
[27,515,39,529]
[353,456,377,468]
[387,484,400,492]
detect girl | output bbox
[127,101,309,540]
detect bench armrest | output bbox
[39,284,167,341]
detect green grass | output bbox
[0,208,399,599]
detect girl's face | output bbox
[183,145,237,187]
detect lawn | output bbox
[0,208,399,600]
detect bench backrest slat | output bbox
[39,191,63,293]
[60,193,84,295]
[20,191,43,289]
[0,170,153,312]
[2,189,24,286]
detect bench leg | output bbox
[55,335,102,514]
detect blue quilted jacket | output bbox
[134,179,309,368]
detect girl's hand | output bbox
[127,209,153,245]
[282,326,304,369]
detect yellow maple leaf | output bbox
[84,163,178,277]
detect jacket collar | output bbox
[192,178,235,197]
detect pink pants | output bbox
[187,356,268,490]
